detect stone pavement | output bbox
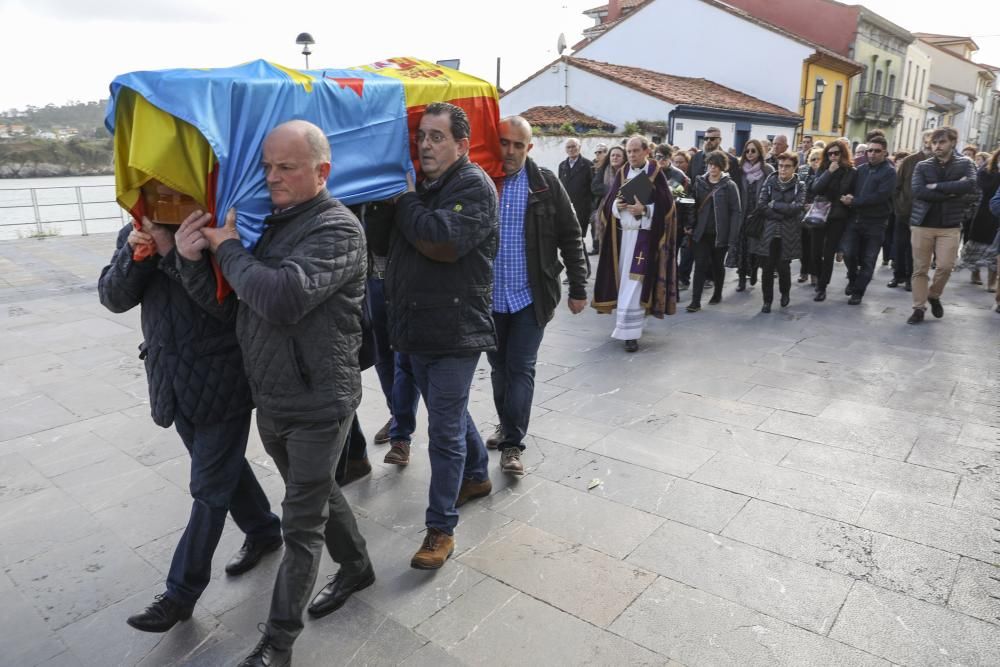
[1,232,998,667]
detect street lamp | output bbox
[801,79,827,107]
[295,32,315,69]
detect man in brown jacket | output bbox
[890,130,932,291]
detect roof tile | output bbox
[519,105,616,130]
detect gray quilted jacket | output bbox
[214,191,367,422]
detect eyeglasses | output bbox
[745,149,758,155]
[705,136,720,141]
[826,150,840,156]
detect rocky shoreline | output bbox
[0,162,113,178]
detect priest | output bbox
[592,135,678,352]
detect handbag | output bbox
[802,197,831,228]
[743,207,765,239]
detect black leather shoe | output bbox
[904,282,912,292]
[887,278,899,288]
[761,302,772,313]
[624,339,638,353]
[848,294,863,305]
[708,294,721,305]
[813,289,826,302]
[308,565,375,618]
[240,626,291,667]
[780,294,790,308]
[226,536,283,576]
[928,297,944,318]
[844,284,854,296]
[736,277,747,292]
[126,594,193,633]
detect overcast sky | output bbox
[0,0,997,111]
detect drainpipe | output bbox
[563,60,569,106]
[668,109,675,144]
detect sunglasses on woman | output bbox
[827,150,840,156]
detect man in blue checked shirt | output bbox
[485,116,588,475]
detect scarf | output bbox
[743,159,765,185]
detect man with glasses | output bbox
[387,102,498,568]
[690,127,742,188]
[840,135,896,305]
[906,127,979,324]
[654,145,690,189]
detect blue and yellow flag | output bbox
[105,59,413,249]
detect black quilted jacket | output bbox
[386,155,498,355]
[214,191,367,422]
[98,226,252,428]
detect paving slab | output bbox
[611,577,890,667]
[627,519,854,633]
[830,581,1000,666]
[723,499,959,604]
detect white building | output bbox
[897,42,932,152]
[501,57,801,152]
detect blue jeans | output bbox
[842,219,886,296]
[487,306,546,451]
[410,353,490,535]
[369,276,419,442]
[389,352,420,442]
[166,411,281,606]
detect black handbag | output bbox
[743,208,765,239]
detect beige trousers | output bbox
[910,226,960,310]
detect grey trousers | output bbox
[256,411,370,649]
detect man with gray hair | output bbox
[189,119,372,667]
[559,137,595,253]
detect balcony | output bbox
[849,92,904,125]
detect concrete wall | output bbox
[575,0,810,112]
[526,135,622,173]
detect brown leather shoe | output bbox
[373,418,392,444]
[485,425,504,450]
[500,447,525,476]
[410,528,454,570]
[456,477,492,507]
[383,441,410,465]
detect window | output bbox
[888,74,896,99]
[859,66,868,94]
[874,70,884,95]
[905,61,912,99]
[918,68,926,100]
[832,83,844,131]
[811,78,824,130]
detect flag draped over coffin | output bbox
[105,57,502,256]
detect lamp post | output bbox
[800,78,827,139]
[295,32,315,69]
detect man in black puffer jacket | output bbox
[191,120,371,667]
[906,126,980,324]
[99,214,280,635]
[386,102,498,571]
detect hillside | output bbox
[0,137,113,177]
[2,99,109,138]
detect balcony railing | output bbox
[850,92,904,124]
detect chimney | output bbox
[606,0,622,23]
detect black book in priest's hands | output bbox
[617,173,654,205]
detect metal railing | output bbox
[0,183,130,240]
[851,92,904,123]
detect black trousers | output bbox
[257,412,370,650]
[691,235,726,304]
[761,237,791,303]
[810,217,847,290]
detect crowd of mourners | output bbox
[96,105,999,667]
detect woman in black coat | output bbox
[686,150,742,311]
[753,153,806,312]
[735,139,774,291]
[809,139,857,302]
[960,148,1000,289]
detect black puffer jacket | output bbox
[387,156,498,355]
[752,174,805,261]
[98,226,252,428]
[214,191,367,422]
[910,154,980,228]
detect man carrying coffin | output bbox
[592,135,678,352]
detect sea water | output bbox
[0,175,124,241]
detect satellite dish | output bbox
[557,33,567,55]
